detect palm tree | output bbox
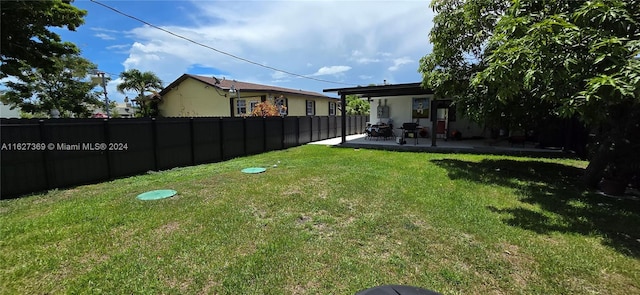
[116,69,163,117]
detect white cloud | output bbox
[115,1,433,96]
[270,71,291,82]
[91,27,119,33]
[106,44,131,54]
[388,57,414,71]
[349,49,384,64]
[107,44,129,50]
[355,57,381,64]
[311,66,352,76]
[95,33,116,40]
[90,77,128,104]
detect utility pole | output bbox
[229,85,240,117]
[92,70,110,117]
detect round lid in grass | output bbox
[241,167,266,174]
[136,189,177,200]
[355,285,441,295]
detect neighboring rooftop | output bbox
[161,74,334,99]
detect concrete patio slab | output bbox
[309,133,573,158]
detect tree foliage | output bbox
[420,0,640,188]
[1,54,102,118]
[116,69,163,117]
[251,100,281,117]
[346,95,370,115]
[0,0,87,80]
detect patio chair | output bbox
[380,126,394,140]
[365,125,381,140]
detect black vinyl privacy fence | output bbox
[1,116,366,199]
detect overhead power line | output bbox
[89,0,357,86]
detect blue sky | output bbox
[56,0,435,102]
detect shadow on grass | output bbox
[431,159,640,258]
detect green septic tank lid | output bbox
[241,167,266,174]
[137,189,177,200]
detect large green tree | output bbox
[346,94,370,115]
[420,0,546,131]
[116,69,163,117]
[420,0,640,189]
[0,0,87,80]
[1,54,103,118]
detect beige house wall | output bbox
[287,96,339,116]
[287,96,307,116]
[160,76,339,117]
[159,78,229,117]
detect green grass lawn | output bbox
[1,145,639,294]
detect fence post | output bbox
[318,117,321,141]
[341,94,346,143]
[242,117,247,156]
[218,117,224,160]
[39,119,51,189]
[152,118,158,171]
[280,116,285,150]
[296,117,300,146]
[103,119,112,179]
[262,117,267,152]
[333,116,337,138]
[190,118,195,166]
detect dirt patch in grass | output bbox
[316,189,329,199]
[162,274,193,293]
[498,242,538,290]
[282,186,304,197]
[247,205,274,227]
[283,176,331,199]
[297,214,312,224]
[540,235,561,246]
[287,280,321,295]
[49,251,111,290]
[154,221,181,236]
[31,189,77,205]
[338,198,358,212]
[190,177,228,201]
[109,225,142,250]
[296,212,336,239]
[597,270,640,294]
[198,279,221,295]
[403,215,432,231]
[356,233,397,262]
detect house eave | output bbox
[323,83,433,98]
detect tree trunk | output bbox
[582,141,610,189]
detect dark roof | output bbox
[323,83,433,98]
[160,74,333,99]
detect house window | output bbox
[275,96,288,116]
[236,99,246,115]
[306,100,315,116]
[249,101,259,113]
[329,102,336,116]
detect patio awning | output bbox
[323,82,438,146]
[323,83,433,98]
